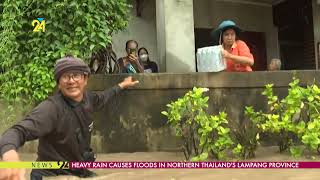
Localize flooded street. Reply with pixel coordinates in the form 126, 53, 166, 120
19, 147, 320, 180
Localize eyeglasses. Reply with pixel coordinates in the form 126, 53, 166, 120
127, 48, 137, 54
60, 73, 84, 83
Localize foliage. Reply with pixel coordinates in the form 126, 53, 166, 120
300, 84, 320, 154
162, 87, 234, 161
230, 107, 261, 159
194, 111, 234, 160
0, 0, 131, 103
246, 77, 320, 156
162, 77, 320, 160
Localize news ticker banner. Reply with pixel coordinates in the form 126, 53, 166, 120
0, 161, 68, 169
2, 161, 320, 169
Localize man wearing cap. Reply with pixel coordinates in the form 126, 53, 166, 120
212, 20, 254, 72
0, 56, 139, 179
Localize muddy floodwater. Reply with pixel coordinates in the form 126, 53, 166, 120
20, 147, 320, 180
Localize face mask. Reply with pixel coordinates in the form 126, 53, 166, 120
139, 54, 148, 62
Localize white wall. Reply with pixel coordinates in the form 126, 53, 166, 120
193, 0, 280, 64
112, 0, 158, 64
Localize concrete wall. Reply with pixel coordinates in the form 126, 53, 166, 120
112, 0, 158, 65
85, 71, 320, 153
19, 71, 320, 153
193, 0, 280, 64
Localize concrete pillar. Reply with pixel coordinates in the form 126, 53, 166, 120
312, 0, 320, 69
156, 0, 166, 72
156, 0, 196, 72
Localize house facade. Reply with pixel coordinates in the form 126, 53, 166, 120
112, 0, 320, 72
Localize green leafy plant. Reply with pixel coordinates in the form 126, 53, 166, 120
230, 106, 261, 159
246, 78, 305, 154
232, 144, 244, 158
0, 0, 131, 103
289, 146, 304, 158
195, 111, 234, 160
162, 87, 234, 161
300, 84, 320, 154
246, 77, 320, 157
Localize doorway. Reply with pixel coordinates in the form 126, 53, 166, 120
194, 28, 267, 71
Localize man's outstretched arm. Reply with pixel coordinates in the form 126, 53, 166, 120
90, 76, 139, 111
0, 100, 58, 179
0, 100, 58, 159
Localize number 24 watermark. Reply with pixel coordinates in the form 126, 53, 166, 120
32, 18, 45, 32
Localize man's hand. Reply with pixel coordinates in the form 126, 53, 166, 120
128, 54, 139, 64
0, 169, 25, 180
118, 76, 139, 89
0, 150, 25, 180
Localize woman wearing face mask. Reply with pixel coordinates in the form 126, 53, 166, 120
138, 47, 158, 73
212, 20, 254, 72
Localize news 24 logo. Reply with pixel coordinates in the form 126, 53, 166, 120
32, 18, 45, 32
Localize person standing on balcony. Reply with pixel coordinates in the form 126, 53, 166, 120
117, 40, 144, 73
138, 47, 158, 73
212, 20, 254, 72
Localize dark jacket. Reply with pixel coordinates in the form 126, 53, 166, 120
0, 85, 122, 177
143, 61, 158, 73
